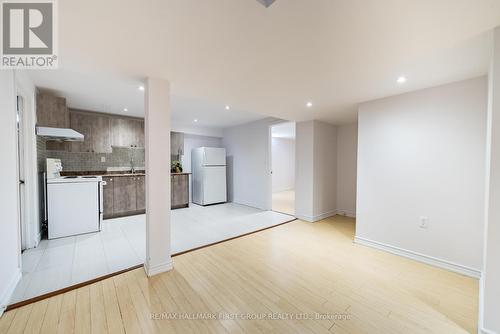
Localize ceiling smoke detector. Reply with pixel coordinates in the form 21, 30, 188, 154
256, 0, 276, 8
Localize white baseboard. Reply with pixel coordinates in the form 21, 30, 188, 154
0, 269, 22, 317
354, 236, 481, 279
335, 209, 356, 218
296, 210, 337, 222
144, 260, 173, 277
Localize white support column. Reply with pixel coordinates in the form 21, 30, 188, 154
481, 26, 500, 334
144, 77, 173, 276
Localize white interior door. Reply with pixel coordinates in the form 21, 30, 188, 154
203, 166, 227, 204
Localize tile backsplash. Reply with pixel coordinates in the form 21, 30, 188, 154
37, 138, 145, 172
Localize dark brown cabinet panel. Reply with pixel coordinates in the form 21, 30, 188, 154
36, 93, 69, 128
111, 118, 144, 148
69, 112, 93, 153
171, 174, 189, 209
170, 132, 184, 157
103, 175, 145, 220
102, 177, 114, 218
37, 93, 70, 151
136, 176, 146, 211
92, 115, 112, 153
113, 176, 137, 213
69, 111, 112, 153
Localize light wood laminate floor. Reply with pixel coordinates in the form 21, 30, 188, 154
0, 216, 478, 333
272, 190, 295, 216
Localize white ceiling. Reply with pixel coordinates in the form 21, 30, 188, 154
28, 69, 267, 129
272, 122, 296, 139
28, 0, 500, 126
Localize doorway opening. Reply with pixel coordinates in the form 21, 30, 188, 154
271, 122, 296, 216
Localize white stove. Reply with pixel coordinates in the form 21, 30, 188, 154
47, 176, 103, 183
46, 159, 104, 239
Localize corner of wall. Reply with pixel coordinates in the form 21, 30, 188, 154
0, 268, 21, 318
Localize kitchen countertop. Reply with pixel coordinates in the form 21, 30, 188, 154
62, 171, 192, 177
61, 171, 145, 178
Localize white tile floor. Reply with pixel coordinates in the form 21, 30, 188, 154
10, 203, 294, 304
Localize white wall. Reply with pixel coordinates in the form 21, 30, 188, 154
336, 123, 358, 217
182, 134, 223, 202
481, 26, 500, 334
295, 120, 338, 221
0, 70, 22, 314
295, 121, 315, 220
356, 77, 487, 275
222, 118, 279, 210
313, 121, 338, 220
271, 137, 295, 192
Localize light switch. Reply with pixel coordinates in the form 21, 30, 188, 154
101, 156, 106, 163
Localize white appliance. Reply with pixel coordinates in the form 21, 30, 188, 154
192, 147, 227, 205
46, 159, 104, 239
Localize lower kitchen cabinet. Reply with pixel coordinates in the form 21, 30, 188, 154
103, 175, 146, 219
102, 177, 114, 219
136, 175, 145, 211
114, 176, 137, 213
171, 174, 189, 209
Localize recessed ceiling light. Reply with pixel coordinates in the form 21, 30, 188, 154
397, 76, 407, 84
138, 85, 145, 91
123, 108, 128, 112
225, 105, 230, 111
193, 119, 198, 123
306, 102, 313, 108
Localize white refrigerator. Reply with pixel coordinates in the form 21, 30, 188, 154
192, 147, 227, 205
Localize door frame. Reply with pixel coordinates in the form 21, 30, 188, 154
15, 72, 40, 250
268, 120, 297, 215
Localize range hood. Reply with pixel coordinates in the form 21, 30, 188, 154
36, 126, 84, 142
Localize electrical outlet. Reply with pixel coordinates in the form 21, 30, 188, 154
101, 156, 106, 163
419, 216, 429, 229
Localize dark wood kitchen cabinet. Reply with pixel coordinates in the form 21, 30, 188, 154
102, 176, 114, 219
171, 174, 189, 209
37, 93, 70, 151
171, 132, 184, 157
69, 111, 112, 153
103, 175, 146, 219
111, 118, 144, 148
36, 93, 69, 128
91, 114, 112, 153
113, 176, 137, 213
69, 112, 93, 153
136, 175, 146, 211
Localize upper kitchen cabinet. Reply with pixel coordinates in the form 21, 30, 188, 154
37, 93, 71, 151
36, 93, 69, 128
111, 118, 144, 148
171, 132, 184, 157
69, 112, 93, 153
69, 111, 112, 153
91, 114, 112, 153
